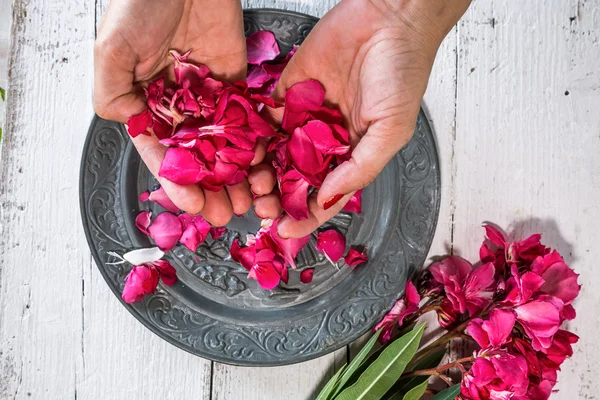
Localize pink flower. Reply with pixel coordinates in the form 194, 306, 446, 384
531, 251, 580, 305
514, 296, 563, 352
461, 352, 529, 399
436, 298, 459, 329
480, 225, 548, 269
430, 256, 496, 316
374, 281, 420, 343
546, 329, 579, 366
467, 309, 516, 349
344, 247, 368, 267
315, 229, 346, 263
502, 265, 545, 306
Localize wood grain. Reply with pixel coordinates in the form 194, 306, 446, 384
452, 0, 600, 397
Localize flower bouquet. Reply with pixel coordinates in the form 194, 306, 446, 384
315, 225, 580, 400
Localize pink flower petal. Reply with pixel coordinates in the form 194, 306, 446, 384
300, 268, 314, 284
169, 50, 211, 91
230, 238, 256, 271
135, 211, 152, 235
139, 191, 150, 202
246, 30, 280, 65
179, 224, 202, 252
515, 298, 562, 351
147, 186, 180, 213
127, 109, 153, 138
282, 80, 325, 132
315, 229, 346, 262
248, 249, 282, 290
148, 212, 183, 251
467, 309, 516, 349
344, 247, 368, 267
540, 260, 580, 304
342, 190, 362, 214
210, 227, 227, 240
152, 259, 177, 286
279, 169, 310, 220
288, 126, 325, 176
303, 120, 350, 155
484, 224, 506, 246
246, 65, 272, 88
159, 147, 211, 185
122, 265, 159, 304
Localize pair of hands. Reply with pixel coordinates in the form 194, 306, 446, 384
94, 0, 470, 238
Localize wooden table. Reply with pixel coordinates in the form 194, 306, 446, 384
1, 0, 598, 398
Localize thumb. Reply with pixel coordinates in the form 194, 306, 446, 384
316, 121, 413, 208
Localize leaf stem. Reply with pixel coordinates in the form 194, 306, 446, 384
401, 356, 475, 378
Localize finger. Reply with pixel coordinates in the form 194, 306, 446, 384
202, 189, 234, 227
253, 194, 283, 219
131, 133, 205, 215
277, 193, 354, 239
251, 137, 268, 166
94, 15, 144, 123
316, 121, 413, 208
226, 180, 253, 216
248, 164, 277, 196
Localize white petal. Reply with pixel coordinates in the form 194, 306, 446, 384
123, 247, 164, 265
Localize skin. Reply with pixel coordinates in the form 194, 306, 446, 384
94, 0, 470, 232
94, 0, 254, 226
250, 0, 472, 238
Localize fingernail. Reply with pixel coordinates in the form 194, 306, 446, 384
323, 194, 344, 210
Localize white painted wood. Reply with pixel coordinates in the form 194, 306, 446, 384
453, 0, 600, 397
0, 0, 11, 154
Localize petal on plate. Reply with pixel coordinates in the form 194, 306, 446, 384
122, 265, 159, 304
342, 190, 362, 214
152, 259, 178, 286
315, 229, 346, 262
268, 217, 310, 269
135, 211, 152, 235
148, 212, 183, 251
300, 268, 314, 284
210, 226, 227, 240
246, 30, 280, 65
123, 247, 164, 265
230, 238, 256, 271
179, 224, 201, 252
344, 247, 368, 267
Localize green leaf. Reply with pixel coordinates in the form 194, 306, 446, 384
0, 127, 2, 142
334, 324, 426, 400
331, 330, 382, 398
315, 364, 347, 400
383, 350, 446, 400
0, 87, 5, 101
401, 380, 429, 400
432, 384, 461, 400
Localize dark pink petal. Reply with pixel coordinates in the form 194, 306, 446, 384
169, 50, 211, 91
246, 30, 280, 65
250, 94, 282, 108
342, 190, 362, 214
127, 109, 153, 138
540, 260, 580, 304
135, 211, 152, 235
490, 352, 529, 392
248, 249, 282, 290
148, 212, 183, 251
139, 191, 150, 202
152, 115, 172, 140
279, 169, 310, 221
344, 247, 368, 267
469, 358, 497, 387
148, 186, 180, 213
430, 256, 473, 286
159, 147, 211, 185
179, 224, 201, 252
282, 80, 325, 132
230, 238, 256, 271
217, 146, 255, 169
562, 304, 576, 320
122, 265, 159, 304
374, 299, 406, 344
303, 120, 350, 155
515, 298, 562, 351
463, 262, 496, 316
546, 329, 578, 365
484, 224, 506, 246
467, 309, 516, 349
308, 106, 344, 125
315, 229, 346, 262
268, 217, 310, 269
152, 259, 178, 286
300, 268, 314, 284
246, 65, 272, 88
288, 126, 325, 176
210, 227, 227, 240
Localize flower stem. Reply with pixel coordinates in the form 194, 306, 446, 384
402, 356, 475, 378
406, 319, 471, 370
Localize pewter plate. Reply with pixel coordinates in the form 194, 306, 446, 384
79, 8, 441, 366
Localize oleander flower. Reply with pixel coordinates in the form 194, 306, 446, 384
373, 281, 420, 344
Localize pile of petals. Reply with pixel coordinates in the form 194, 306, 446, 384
126, 31, 368, 294
232, 224, 369, 290
107, 248, 178, 304
374, 224, 581, 400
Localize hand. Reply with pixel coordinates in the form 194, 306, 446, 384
94, 0, 251, 225
251, 0, 470, 238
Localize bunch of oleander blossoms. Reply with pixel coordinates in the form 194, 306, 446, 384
375, 225, 580, 399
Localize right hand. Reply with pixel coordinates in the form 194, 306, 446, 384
94, 0, 254, 225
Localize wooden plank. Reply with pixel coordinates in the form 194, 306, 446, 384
0, 1, 94, 398
0, 0, 11, 154
453, 0, 600, 397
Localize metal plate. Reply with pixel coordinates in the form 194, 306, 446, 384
79, 8, 441, 366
